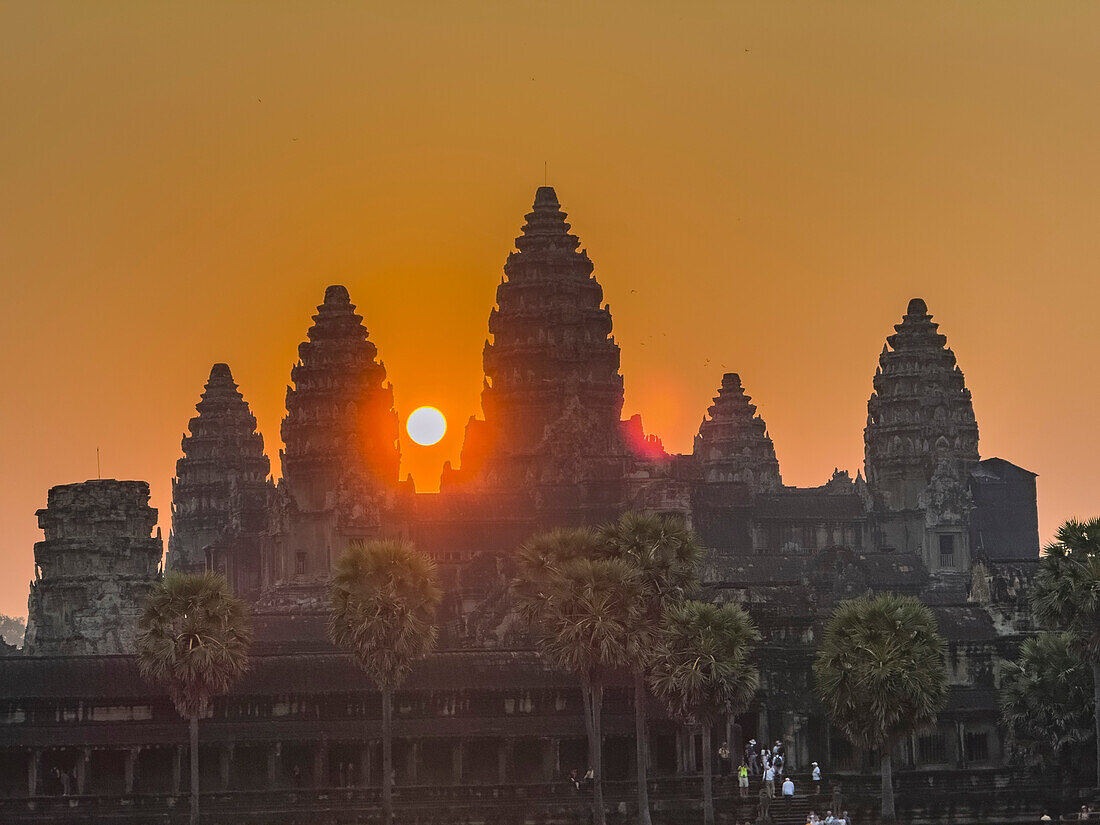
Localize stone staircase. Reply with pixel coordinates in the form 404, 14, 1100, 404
708, 776, 828, 825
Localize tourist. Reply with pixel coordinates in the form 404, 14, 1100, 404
812, 760, 821, 794
774, 751, 784, 776
824, 811, 837, 825
842, 810, 852, 825
59, 768, 71, 796
569, 768, 580, 791
764, 763, 776, 797
782, 775, 795, 805
718, 741, 731, 778
746, 739, 759, 775
1039, 813, 1051, 822
1079, 805, 1091, 820
738, 762, 749, 798
806, 813, 819, 825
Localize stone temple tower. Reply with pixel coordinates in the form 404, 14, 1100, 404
694, 373, 782, 491
447, 186, 628, 492
24, 480, 162, 655
169, 363, 271, 576
280, 285, 400, 512
864, 298, 980, 572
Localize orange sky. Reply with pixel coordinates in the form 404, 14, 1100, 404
2, 3, 1099, 619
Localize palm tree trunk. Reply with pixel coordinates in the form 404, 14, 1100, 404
382, 686, 393, 825
702, 721, 714, 825
591, 681, 606, 825
1092, 660, 1100, 790
189, 712, 199, 825
580, 677, 606, 825
633, 670, 652, 825
880, 747, 895, 821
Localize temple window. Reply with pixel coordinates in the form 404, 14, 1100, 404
295, 551, 307, 576
938, 535, 955, 568
917, 732, 947, 764
965, 730, 989, 763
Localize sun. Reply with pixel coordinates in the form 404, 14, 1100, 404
406, 406, 447, 446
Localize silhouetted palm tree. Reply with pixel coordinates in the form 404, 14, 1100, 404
515, 529, 643, 825
1030, 517, 1100, 788
1001, 631, 1094, 769
137, 572, 252, 825
328, 539, 441, 825
650, 600, 758, 825
814, 593, 947, 821
598, 512, 702, 825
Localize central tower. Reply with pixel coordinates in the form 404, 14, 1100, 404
281, 285, 400, 511
446, 187, 628, 495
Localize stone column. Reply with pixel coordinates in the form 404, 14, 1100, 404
955, 721, 966, 768
27, 749, 41, 797
451, 740, 464, 784
358, 742, 372, 788
540, 738, 559, 781
675, 729, 686, 775
124, 747, 139, 794
77, 748, 89, 795
758, 702, 770, 751
498, 738, 514, 784
172, 746, 183, 794
405, 740, 420, 785
219, 744, 233, 790
268, 742, 282, 788
314, 739, 328, 788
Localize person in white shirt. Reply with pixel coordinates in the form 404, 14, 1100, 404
811, 761, 822, 795
764, 765, 776, 797
782, 776, 795, 805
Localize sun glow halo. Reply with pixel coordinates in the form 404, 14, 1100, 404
406, 406, 447, 446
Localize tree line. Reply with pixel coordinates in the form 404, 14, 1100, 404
134, 513, 1100, 825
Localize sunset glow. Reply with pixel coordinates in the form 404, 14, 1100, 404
1, 4, 1099, 619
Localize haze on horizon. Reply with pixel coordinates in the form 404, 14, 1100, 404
2, 2, 1098, 619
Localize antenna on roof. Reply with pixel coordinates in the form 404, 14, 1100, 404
544, 161, 548, 186
96, 447, 101, 479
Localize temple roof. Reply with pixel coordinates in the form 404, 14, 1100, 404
0, 650, 576, 700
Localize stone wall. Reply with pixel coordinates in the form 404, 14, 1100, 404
23, 480, 161, 656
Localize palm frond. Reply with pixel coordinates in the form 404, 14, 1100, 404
136, 571, 253, 719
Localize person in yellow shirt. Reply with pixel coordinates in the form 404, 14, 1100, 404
738, 763, 749, 798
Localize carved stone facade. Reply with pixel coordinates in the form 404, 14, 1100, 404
23, 480, 161, 656
693, 372, 781, 491
168, 363, 271, 591
281, 284, 400, 511
444, 186, 629, 500
865, 297, 980, 505
864, 298, 983, 575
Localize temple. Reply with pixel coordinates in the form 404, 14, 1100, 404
0, 187, 1044, 822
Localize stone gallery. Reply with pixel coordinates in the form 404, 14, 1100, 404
0, 188, 1040, 821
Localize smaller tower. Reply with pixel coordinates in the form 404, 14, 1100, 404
24, 480, 162, 656
694, 373, 782, 491
169, 363, 271, 579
